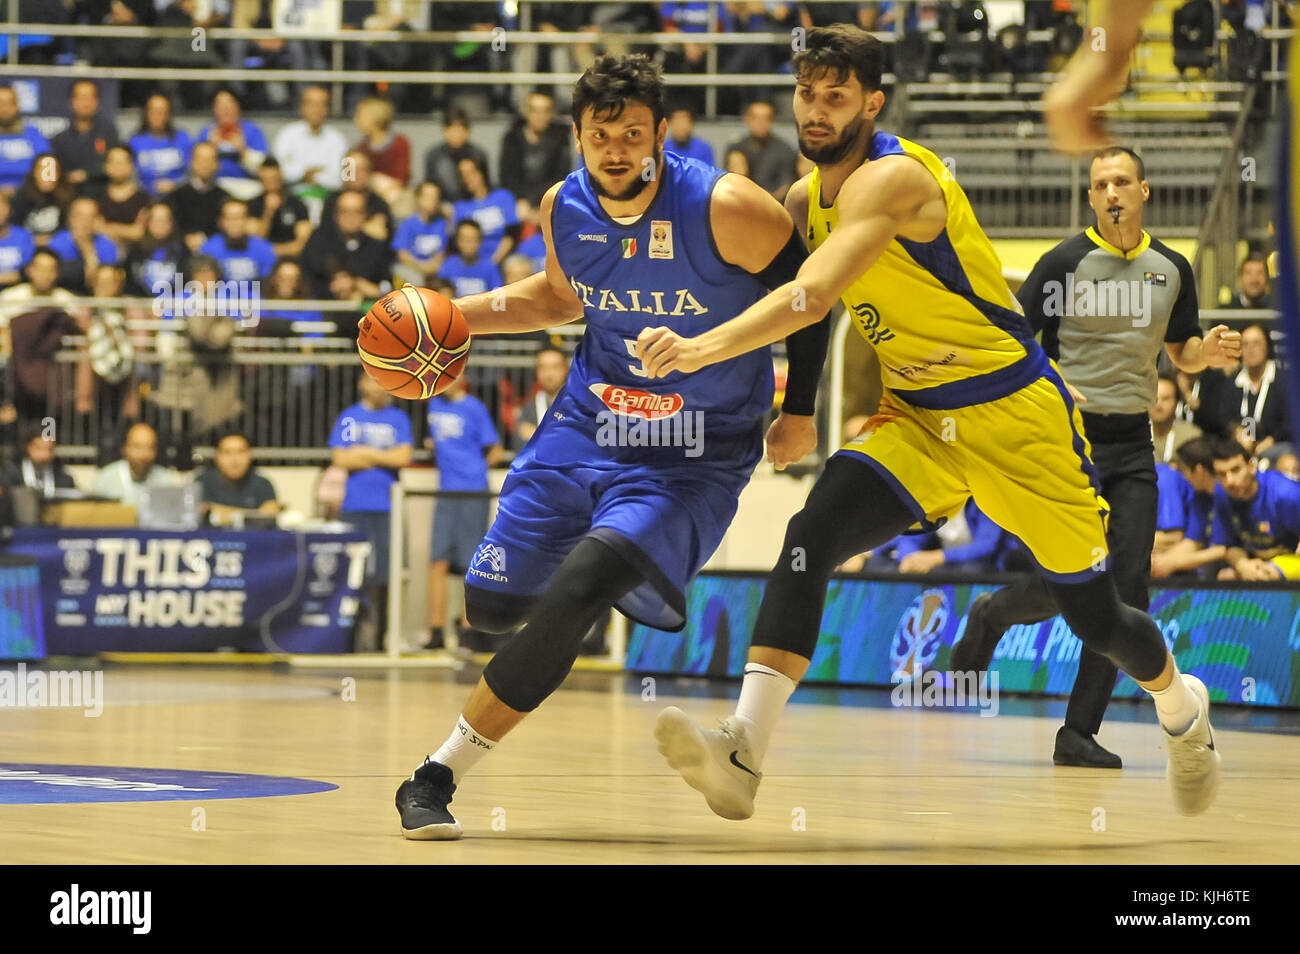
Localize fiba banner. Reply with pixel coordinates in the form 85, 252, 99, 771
7, 529, 371, 655
627, 573, 1300, 708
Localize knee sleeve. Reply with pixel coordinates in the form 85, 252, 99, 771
464, 585, 533, 635
483, 537, 643, 712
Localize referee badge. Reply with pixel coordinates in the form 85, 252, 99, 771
1144, 271, 1167, 286
649, 220, 674, 259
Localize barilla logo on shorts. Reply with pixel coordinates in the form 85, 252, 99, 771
589, 383, 683, 420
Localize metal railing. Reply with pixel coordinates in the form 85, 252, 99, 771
4, 0, 1294, 118
25, 297, 561, 464
30, 300, 802, 466
1194, 83, 1264, 307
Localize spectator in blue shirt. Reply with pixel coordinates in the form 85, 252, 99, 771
896, 498, 1016, 574
440, 219, 503, 298
330, 374, 414, 647
0, 84, 50, 193
452, 157, 518, 266
200, 199, 276, 283
1151, 436, 1223, 578
665, 106, 715, 167
425, 374, 504, 650
0, 190, 35, 289
393, 180, 452, 287
47, 196, 119, 295
515, 229, 546, 272
199, 89, 269, 188
129, 93, 192, 196
1211, 438, 1300, 581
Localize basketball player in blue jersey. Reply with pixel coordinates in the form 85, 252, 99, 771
638, 24, 1221, 821
395, 55, 833, 839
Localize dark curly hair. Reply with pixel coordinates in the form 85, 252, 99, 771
791, 24, 885, 92
571, 54, 666, 132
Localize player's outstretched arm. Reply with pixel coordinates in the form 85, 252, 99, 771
710, 171, 827, 468
452, 183, 585, 336
637, 157, 939, 377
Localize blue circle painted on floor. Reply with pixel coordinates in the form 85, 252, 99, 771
0, 763, 338, 804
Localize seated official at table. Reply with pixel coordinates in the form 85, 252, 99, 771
2, 419, 76, 495
90, 422, 177, 506
197, 430, 281, 524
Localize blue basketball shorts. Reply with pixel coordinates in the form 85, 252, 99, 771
464, 396, 763, 631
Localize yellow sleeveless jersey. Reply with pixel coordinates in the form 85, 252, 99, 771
807, 131, 1045, 410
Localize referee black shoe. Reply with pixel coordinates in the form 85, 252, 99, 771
396, 761, 463, 840
1053, 726, 1122, 769
949, 592, 1002, 674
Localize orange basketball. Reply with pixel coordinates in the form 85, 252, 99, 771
357, 285, 471, 400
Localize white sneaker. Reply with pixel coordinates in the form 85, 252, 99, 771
654, 706, 761, 820
1165, 674, 1221, 816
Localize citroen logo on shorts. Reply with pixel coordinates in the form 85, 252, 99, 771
473, 545, 506, 574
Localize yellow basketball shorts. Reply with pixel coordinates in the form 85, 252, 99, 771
838, 369, 1110, 581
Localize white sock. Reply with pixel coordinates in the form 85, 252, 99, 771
1146, 667, 1199, 735
423, 715, 498, 784
733, 663, 797, 767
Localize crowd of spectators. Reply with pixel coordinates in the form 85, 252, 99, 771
5, 4, 1070, 111
0, 57, 834, 469
1, 9, 1294, 587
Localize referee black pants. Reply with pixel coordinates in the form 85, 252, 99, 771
981, 428, 1159, 736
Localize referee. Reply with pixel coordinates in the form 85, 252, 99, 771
952, 146, 1241, 767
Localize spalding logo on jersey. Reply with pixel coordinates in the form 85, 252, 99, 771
589, 383, 684, 420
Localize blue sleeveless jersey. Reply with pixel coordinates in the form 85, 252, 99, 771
550, 152, 774, 437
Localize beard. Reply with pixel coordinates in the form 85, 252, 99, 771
589, 149, 662, 202
798, 114, 869, 165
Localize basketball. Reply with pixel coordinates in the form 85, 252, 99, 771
357, 284, 471, 400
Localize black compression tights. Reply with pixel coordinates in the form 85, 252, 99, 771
475, 537, 643, 713
752, 455, 1169, 682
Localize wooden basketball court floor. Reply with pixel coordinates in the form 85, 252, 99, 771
2, 662, 1297, 864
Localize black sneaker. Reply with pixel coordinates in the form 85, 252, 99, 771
950, 592, 1002, 674
1053, 726, 1122, 769
395, 761, 463, 840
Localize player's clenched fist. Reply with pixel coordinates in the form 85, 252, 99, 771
636, 326, 705, 378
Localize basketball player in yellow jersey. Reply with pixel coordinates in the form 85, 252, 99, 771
636, 24, 1221, 821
